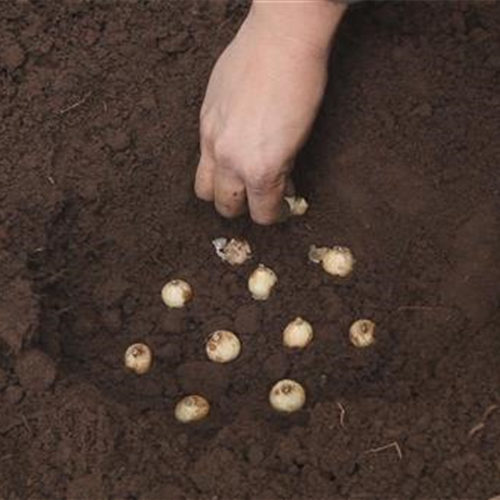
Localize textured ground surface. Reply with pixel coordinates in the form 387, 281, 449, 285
1, 1, 500, 499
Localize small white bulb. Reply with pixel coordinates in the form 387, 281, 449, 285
349, 319, 376, 348
206, 330, 241, 364
212, 237, 252, 265
285, 196, 309, 216
269, 379, 306, 413
321, 246, 355, 277
124, 343, 152, 375
248, 264, 277, 301
175, 395, 210, 423
161, 279, 193, 308
283, 317, 313, 349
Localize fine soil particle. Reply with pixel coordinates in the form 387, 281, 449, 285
1, 1, 500, 499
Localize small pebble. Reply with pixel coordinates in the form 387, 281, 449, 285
5, 385, 24, 405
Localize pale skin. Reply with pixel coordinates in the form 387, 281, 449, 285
195, 0, 346, 225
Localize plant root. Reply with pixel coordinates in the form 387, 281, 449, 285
362, 441, 403, 461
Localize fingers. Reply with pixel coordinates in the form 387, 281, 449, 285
194, 137, 292, 224
214, 169, 247, 218
194, 148, 216, 202
247, 173, 288, 225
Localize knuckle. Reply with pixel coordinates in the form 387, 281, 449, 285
247, 168, 281, 193
213, 137, 238, 165
199, 102, 211, 125
200, 119, 214, 143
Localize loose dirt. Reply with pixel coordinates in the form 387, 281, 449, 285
1, 1, 499, 499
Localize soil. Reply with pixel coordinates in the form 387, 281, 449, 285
1, 1, 500, 499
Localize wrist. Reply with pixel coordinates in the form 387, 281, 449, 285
248, 0, 346, 58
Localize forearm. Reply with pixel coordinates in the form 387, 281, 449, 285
248, 0, 346, 58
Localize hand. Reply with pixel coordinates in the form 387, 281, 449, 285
195, 1, 345, 224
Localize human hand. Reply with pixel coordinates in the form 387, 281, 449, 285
195, 1, 345, 224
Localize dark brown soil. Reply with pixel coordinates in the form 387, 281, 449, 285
1, 1, 500, 499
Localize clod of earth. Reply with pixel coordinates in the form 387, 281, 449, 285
15, 349, 56, 392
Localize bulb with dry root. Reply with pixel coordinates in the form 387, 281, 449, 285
270, 379, 306, 413
175, 395, 210, 423
206, 330, 241, 364
308, 245, 355, 277
283, 317, 313, 349
285, 196, 309, 216
161, 279, 193, 308
248, 264, 277, 300
212, 237, 252, 265
349, 319, 376, 348
124, 343, 152, 375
